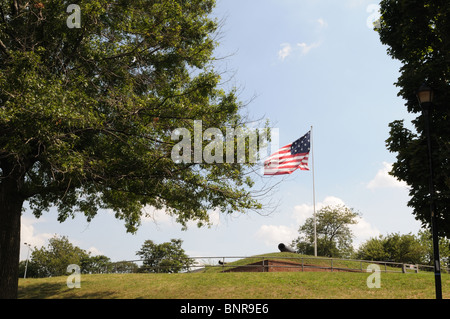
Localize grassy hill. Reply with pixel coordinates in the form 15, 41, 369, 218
201, 252, 420, 273
19, 271, 450, 299
18, 253, 450, 299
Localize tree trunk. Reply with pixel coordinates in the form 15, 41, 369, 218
0, 172, 25, 299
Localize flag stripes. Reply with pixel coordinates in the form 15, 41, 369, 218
263, 131, 311, 175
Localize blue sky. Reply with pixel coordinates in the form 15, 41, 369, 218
20, 0, 423, 262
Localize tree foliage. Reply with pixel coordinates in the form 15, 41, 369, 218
0, 0, 265, 297
0, 0, 261, 231
356, 232, 427, 264
356, 230, 450, 266
23, 235, 113, 277
109, 260, 139, 274
291, 205, 360, 258
416, 229, 450, 266
136, 238, 193, 273
377, 0, 450, 237
81, 254, 112, 274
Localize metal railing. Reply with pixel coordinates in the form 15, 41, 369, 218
98, 256, 449, 274
187, 256, 444, 274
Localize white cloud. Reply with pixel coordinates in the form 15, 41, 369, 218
20, 216, 53, 260
317, 18, 328, 29
349, 216, 380, 248
141, 206, 173, 225
255, 225, 297, 248
278, 41, 321, 61
297, 42, 321, 55
278, 43, 293, 61
21, 217, 53, 248
292, 203, 314, 225
292, 196, 345, 225
20, 216, 105, 259
366, 162, 408, 189
87, 246, 103, 256
277, 17, 325, 61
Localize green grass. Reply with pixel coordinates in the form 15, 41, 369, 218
19, 271, 450, 299
18, 253, 449, 299
202, 252, 413, 273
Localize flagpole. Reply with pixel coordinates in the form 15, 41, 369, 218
311, 125, 317, 257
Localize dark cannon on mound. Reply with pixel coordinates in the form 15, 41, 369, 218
278, 243, 296, 253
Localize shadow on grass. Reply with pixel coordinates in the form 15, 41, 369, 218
18, 282, 117, 299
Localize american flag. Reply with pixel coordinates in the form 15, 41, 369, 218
263, 131, 311, 175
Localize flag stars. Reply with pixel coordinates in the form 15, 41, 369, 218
290, 132, 311, 155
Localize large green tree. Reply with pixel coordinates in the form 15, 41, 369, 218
291, 205, 360, 258
356, 230, 450, 266
417, 229, 450, 266
136, 238, 192, 273
377, 1, 450, 237
355, 232, 428, 264
26, 235, 88, 277
0, 0, 264, 298
21, 235, 113, 277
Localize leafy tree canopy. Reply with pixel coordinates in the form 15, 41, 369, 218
0, 0, 262, 232
136, 238, 193, 273
26, 235, 87, 277
377, 0, 450, 237
0, 0, 267, 298
356, 230, 450, 266
356, 232, 427, 264
21, 235, 118, 277
291, 205, 360, 258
